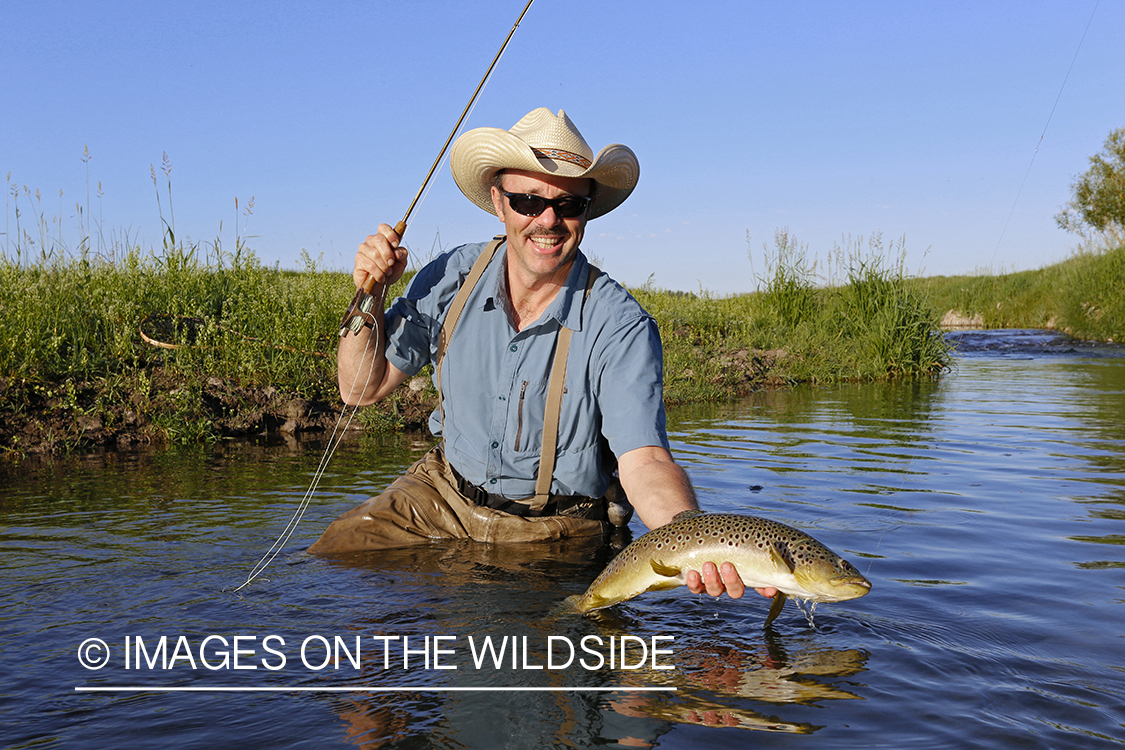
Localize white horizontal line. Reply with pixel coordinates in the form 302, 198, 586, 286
75, 686, 676, 693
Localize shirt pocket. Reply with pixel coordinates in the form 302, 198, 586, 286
512, 379, 548, 453
512, 373, 596, 459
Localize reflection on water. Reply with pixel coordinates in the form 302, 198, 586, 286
607, 633, 868, 735
2, 331, 1124, 748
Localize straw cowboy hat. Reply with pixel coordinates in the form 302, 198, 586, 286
450, 108, 639, 220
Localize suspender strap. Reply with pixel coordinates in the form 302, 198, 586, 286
530, 264, 599, 511
432, 234, 600, 512
435, 235, 506, 430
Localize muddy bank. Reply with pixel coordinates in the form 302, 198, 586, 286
1, 346, 784, 459
0, 370, 436, 458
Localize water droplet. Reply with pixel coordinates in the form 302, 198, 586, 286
796, 599, 819, 629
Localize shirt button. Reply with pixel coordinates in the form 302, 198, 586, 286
489, 478, 498, 485
509, 344, 518, 352
491, 441, 499, 449
499, 395, 506, 401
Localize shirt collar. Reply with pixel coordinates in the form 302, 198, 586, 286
482, 247, 592, 332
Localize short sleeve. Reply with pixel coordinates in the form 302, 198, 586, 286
594, 314, 669, 459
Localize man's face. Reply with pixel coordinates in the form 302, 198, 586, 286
489, 169, 592, 286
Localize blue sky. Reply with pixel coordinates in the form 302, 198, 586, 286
3, 1, 1122, 294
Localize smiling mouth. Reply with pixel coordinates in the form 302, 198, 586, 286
528, 234, 566, 251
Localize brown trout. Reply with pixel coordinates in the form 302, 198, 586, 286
564, 510, 871, 625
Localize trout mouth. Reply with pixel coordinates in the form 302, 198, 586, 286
832, 576, 872, 599
797, 573, 872, 602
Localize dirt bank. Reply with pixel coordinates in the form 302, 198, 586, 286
0, 370, 436, 458
1, 345, 784, 459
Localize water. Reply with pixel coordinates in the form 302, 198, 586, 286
2, 330, 1124, 748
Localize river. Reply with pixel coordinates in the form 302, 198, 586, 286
2, 329, 1123, 748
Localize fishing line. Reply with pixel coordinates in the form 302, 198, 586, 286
234, 0, 536, 591
973, 0, 1099, 294
856, 3, 1103, 582
232, 287, 381, 592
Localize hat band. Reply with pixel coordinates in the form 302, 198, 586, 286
531, 147, 592, 169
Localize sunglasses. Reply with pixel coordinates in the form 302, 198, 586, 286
502, 192, 591, 219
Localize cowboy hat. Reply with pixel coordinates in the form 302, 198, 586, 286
450, 108, 639, 220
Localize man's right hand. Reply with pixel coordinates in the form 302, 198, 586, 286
355, 223, 409, 292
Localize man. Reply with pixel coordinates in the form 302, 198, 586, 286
310, 108, 770, 602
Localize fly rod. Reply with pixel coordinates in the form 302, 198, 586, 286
340, 0, 535, 336
233, 2, 537, 593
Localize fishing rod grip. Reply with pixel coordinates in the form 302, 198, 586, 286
359, 219, 408, 295
341, 219, 408, 336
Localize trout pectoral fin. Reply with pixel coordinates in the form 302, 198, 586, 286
769, 544, 796, 574
650, 560, 683, 578
764, 591, 788, 627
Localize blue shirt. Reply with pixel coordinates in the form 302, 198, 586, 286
384, 239, 669, 499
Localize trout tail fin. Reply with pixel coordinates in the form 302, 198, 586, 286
550, 594, 585, 617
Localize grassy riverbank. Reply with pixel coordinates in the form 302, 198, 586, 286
911, 237, 1125, 342
0, 229, 950, 456
639, 231, 950, 402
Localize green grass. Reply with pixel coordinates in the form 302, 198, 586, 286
0, 172, 954, 450
0, 232, 950, 447
637, 231, 950, 403
911, 237, 1125, 341
7, 155, 1122, 458
0, 244, 357, 395
1, 231, 953, 448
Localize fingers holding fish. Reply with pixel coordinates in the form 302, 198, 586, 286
686, 562, 774, 600
687, 561, 749, 600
